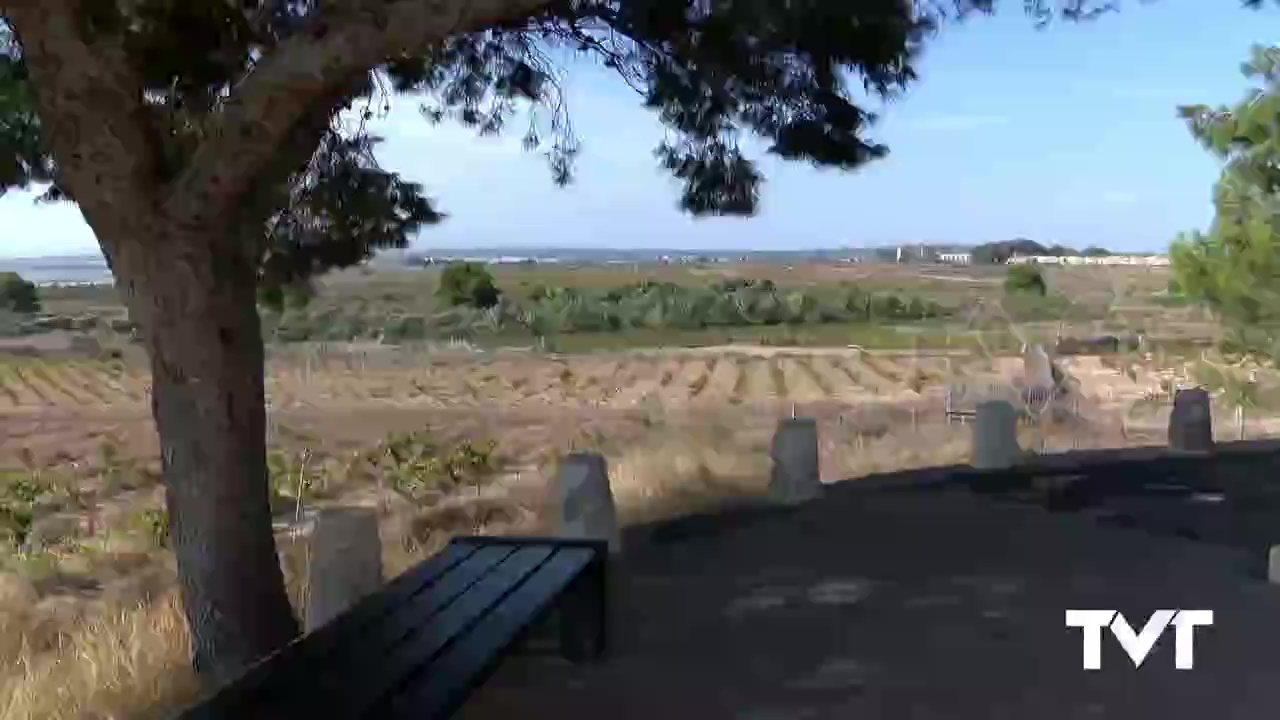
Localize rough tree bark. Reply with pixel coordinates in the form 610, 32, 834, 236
6, 0, 552, 686
116, 225, 300, 688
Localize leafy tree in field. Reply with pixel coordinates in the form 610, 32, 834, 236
0, 0, 1258, 686
1170, 45, 1280, 359
437, 262, 501, 308
1082, 245, 1112, 256
0, 271, 38, 313
1005, 264, 1048, 296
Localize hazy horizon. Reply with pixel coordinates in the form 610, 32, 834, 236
0, 239, 1169, 262
1, 0, 1266, 257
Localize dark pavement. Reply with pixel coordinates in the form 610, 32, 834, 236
462, 485, 1280, 719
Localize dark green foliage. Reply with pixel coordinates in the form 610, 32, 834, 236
1081, 246, 1112, 256
1170, 45, 1280, 358
362, 432, 498, 501
972, 238, 1055, 264
2, 12, 441, 292
1002, 292, 1076, 321
437, 262, 502, 309
1, 1, 1177, 269
1005, 264, 1048, 296
519, 279, 939, 335
266, 277, 947, 343
0, 34, 49, 192
0, 272, 39, 313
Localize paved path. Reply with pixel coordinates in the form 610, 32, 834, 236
463, 486, 1280, 719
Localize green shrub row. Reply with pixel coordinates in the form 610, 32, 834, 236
263, 277, 949, 343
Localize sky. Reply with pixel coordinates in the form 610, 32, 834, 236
0, 0, 1271, 257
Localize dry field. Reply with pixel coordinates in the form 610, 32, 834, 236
0, 345, 974, 719
0, 327, 1271, 717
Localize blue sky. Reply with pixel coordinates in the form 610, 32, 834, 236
0, 0, 1269, 257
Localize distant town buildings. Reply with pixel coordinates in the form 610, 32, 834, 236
417, 255, 559, 265
887, 245, 971, 264
1006, 254, 1170, 267
936, 252, 972, 265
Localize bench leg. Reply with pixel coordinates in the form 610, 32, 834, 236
558, 555, 607, 662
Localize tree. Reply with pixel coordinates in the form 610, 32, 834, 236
972, 238, 1051, 264
1170, 45, 1280, 359
1005, 264, 1048, 296
437, 261, 501, 308
1, 0, 1256, 687
0, 271, 38, 313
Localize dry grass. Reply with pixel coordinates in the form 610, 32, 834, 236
2, 331, 1274, 719
0, 591, 195, 720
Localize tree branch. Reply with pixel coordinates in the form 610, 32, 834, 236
163, 0, 552, 227
5, 0, 161, 242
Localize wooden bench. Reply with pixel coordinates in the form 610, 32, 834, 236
178, 536, 608, 720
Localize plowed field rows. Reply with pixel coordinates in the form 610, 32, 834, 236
0, 351, 953, 413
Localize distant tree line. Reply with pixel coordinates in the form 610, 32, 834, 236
266, 268, 950, 343
971, 239, 1112, 264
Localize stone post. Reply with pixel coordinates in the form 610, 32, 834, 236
1268, 546, 1280, 585
305, 506, 383, 632
557, 452, 621, 553
769, 417, 822, 505
1169, 387, 1214, 453
973, 400, 1020, 469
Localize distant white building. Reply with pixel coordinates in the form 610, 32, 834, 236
937, 252, 971, 265
894, 245, 932, 263
1006, 254, 1169, 267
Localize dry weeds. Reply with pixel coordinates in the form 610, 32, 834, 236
1, 339, 1275, 719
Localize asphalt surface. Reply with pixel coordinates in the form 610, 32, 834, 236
461, 486, 1280, 720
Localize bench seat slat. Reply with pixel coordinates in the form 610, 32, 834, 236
179, 540, 481, 720
252, 545, 519, 716
378, 545, 598, 720
293, 545, 557, 719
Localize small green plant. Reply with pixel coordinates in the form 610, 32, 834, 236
0, 464, 46, 550
367, 432, 498, 501
436, 262, 502, 309
0, 505, 33, 548
1004, 264, 1047, 297
267, 447, 319, 514
142, 508, 169, 548
6, 474, 43, 505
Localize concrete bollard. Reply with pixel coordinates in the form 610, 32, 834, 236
305, 506, 383, 632
769, 417, 822, 505
1169, 387, 1214, 453
972, 400, 1020, 470
557, 452, 621, 553
1267, 546, 1280, 585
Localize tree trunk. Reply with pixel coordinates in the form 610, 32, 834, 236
117, 227, 299, 688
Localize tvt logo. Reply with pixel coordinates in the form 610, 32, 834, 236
1065, 609, 1214, 670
